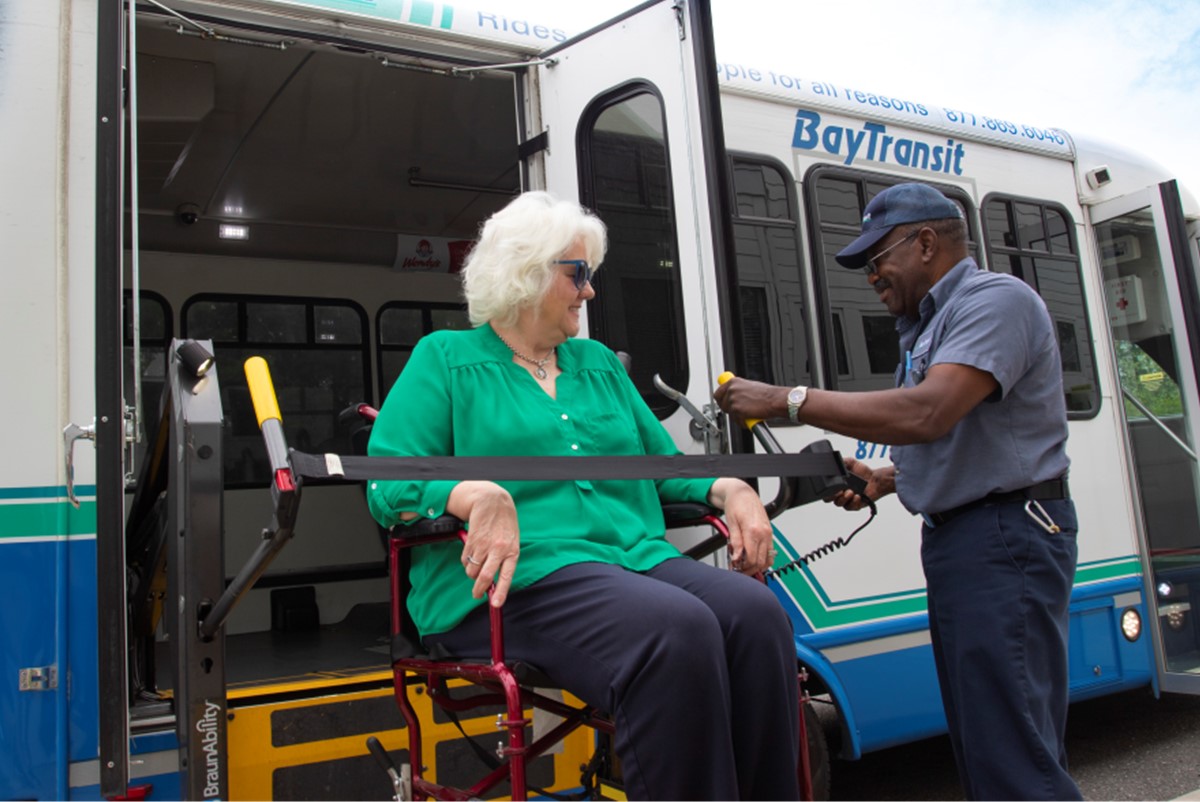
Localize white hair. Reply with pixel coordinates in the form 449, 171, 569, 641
462, 191, 607, 327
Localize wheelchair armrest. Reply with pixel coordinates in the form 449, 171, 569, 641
662, 503, 731, 563
390, 513, 466, 547
662, 502, 721, 528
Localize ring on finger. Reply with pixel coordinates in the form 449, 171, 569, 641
466, 555, 482, 566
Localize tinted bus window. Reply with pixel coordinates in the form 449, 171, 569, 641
183, 295, 370, 486
377, 302, 470, 398
982, 195, 1099, 417
730, 155, 812, 393
579, 87, 687, 418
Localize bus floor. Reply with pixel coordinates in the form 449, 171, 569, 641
152, 602, 393, 695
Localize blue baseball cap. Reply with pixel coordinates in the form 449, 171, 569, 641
835, 183, 963, 269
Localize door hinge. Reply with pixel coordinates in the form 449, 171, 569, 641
19, 665, 58, 691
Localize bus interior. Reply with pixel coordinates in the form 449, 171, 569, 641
126, 10, 520, 700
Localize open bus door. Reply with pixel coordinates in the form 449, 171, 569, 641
1093, 180, 1200, 693
534, 0, 737, 451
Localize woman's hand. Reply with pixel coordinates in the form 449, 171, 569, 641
708, 478, 775, 576
447, 481, 521, 606
828, 458, 895, 511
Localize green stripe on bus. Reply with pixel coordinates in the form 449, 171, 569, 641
0, 500, 97, 539
772, 536, 1143, 629
786, 578, 927, 628
1075, 557, 1142, 584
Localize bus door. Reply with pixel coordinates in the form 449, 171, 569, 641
534, 0, 733, 453
1092, 181, 1200, 693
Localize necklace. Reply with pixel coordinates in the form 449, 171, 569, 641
497, 333, 555, 379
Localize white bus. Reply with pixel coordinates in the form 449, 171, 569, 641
3, 0, 1198, 798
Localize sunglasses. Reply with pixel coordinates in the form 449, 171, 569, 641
554, 259, 594, 290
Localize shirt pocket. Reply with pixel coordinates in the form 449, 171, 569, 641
905, 342, 932, 387
576, 409, 641, 455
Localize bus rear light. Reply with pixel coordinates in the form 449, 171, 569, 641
1120, 607, 1141, 641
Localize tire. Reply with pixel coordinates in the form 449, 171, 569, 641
801, 702, 832, 800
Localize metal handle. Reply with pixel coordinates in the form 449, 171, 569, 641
652, 373, 723, 447
1122, 386, 1197, 463
63, 421, 96, 509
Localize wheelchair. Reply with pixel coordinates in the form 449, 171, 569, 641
344, 403, 826, 801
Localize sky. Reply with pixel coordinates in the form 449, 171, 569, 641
488, 0, 1200, 200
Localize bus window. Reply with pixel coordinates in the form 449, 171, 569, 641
729, 155, 812, 393
579, 87, 687, 418
982, 196, 1099, 417
377, 302, 470, 399
806, 169, 976, 391
182, 295, 370, 486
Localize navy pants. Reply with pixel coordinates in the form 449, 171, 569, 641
921, 498, 1083, 801
429, 558, 801, 801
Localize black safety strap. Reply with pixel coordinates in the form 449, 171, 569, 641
289, 450, 845, 483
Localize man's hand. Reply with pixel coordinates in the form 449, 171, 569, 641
828, 458, 896, 511
713, 376, 789, 424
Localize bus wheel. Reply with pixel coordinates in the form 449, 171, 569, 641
803, 702, 831, 800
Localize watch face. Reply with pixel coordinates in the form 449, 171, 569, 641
788, 387, 804, 404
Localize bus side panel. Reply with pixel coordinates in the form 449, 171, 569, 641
0, 0, 103, 797
788, 578, 1155, 758
0, 539, 63, 799
826, 644, 947, 755
0, 528, 97, 800
1067, 579, 1155, 698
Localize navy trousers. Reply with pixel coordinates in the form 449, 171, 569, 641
921, 498, 1083, 801
429, 558, 801, 801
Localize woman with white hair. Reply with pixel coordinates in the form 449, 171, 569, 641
367, 191, 800, 800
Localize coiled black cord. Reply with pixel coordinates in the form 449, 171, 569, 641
765, 495, 877, 579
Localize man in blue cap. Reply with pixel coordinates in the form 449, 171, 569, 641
715, 182, 1082, 801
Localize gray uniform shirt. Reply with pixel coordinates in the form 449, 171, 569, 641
890, 258, 1070, 516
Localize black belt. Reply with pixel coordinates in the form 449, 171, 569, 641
922, 478, 1069, 528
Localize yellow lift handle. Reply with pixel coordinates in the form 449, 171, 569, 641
244, 356, 283, 429
717, 371, 763, 430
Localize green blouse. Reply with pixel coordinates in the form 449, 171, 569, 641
366, 325, 716, 636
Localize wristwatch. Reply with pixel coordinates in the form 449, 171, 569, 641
786, 385, 809, 423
